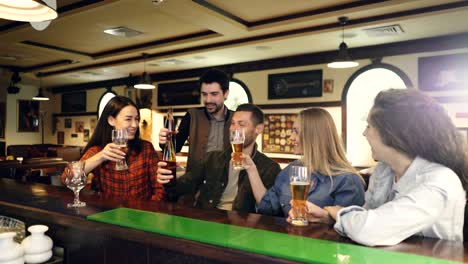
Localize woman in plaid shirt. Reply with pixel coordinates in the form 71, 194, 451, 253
62, 96, 164, 200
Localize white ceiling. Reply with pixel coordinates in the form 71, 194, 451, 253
0, 0, 467, 89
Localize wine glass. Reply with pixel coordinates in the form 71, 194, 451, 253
230, 128, 245, 170
65, 161, 87, 208
112, 129, 129, 170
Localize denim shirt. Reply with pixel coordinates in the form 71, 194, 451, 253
257, 161, 366, 216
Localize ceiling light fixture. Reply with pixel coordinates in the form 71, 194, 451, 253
7, 71, 21, 94
134, 53, 155, 89
327, 16, 359, 69
32, 77, 49, 101
0, 0, 58, 22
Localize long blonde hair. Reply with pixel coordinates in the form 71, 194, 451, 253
298, 108, 363, 182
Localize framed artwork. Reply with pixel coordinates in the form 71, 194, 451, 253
419, 53, 468, 91
262, 114, 297, 154
268, 70, 322, 99
83, 129, 90, 142
90, 118, 96, 132
323, 79, 334, 93
0, 102, 5, 138
75, 121, 84, 133
158, 80, 200, 106
17, 100, 39, 132
57, 131, 64, 145
62, 92, 86, 112
0, 89, 5, 138
64, 118, 72, 128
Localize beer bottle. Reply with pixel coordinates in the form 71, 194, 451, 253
162, 108, 177, 187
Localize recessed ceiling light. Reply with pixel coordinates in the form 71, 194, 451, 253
104, 26, 142, 37
158, 59, 187, 65
341, 33, 357, 39
152, 0, 165, 5
81, 71, 101, 76
0, 55, 18, 61
255, 46, 272, 51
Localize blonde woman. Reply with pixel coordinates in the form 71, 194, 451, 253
247, 108, 365, 217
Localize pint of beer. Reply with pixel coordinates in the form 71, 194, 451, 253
289, 165, 311, 226
230, 128, 245, 170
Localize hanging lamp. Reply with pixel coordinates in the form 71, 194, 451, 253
134, 53, 155, 89
32, 77, 49, 101
327, 16, 359, 69
0, 0, 58, 22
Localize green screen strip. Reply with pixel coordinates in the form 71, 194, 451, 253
87, 208, 460, 264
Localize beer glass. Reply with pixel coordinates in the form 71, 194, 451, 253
112, 129, 128, 170
289, 165, 311, 226
230, 128, 245, 170
65, 161, 87, 208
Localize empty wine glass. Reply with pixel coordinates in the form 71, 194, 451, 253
112, 129, 129, 170
65, 161, 87, 208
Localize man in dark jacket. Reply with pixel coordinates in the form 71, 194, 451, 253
159, 69, 233, 171
157, 104, 281, 213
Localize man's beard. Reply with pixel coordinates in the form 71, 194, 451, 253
205, 102, 223, 114
243, 132, 256, 148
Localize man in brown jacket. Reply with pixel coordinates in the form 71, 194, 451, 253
159, 69, 232, 171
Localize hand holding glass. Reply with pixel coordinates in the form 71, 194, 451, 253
65, 161, 87, 208
112, 129, 128, 170
289, 165, 311, 226
230, 128, 245, 170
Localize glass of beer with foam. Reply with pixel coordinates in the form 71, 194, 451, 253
230, 128, 245, 170
289, 165, 310, 226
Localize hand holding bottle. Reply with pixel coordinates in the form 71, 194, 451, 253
162, 108, 177, 187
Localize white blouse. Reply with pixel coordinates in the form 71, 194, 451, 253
334, 157, 465, 246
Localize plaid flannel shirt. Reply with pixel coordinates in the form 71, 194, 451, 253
64, 140, 164, 201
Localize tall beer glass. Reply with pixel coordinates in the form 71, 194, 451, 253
230, 128, 245, 170
112, 129, 128, 170
289, 165, 311, 226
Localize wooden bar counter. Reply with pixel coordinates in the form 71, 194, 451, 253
0, 178, 466, 263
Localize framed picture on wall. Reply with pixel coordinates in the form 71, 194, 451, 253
419, 53, 468, 91
83, 129, 90, 142
262, 113, 297, 154
57, 131, 64, 145
268, 70, 322, 99
62, 92, 86, 113
0, 102, 5, 138
65, 118, 72, 128
17, 100, 39, 132
75, 121, 84, 133
157, 80, 200, 107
